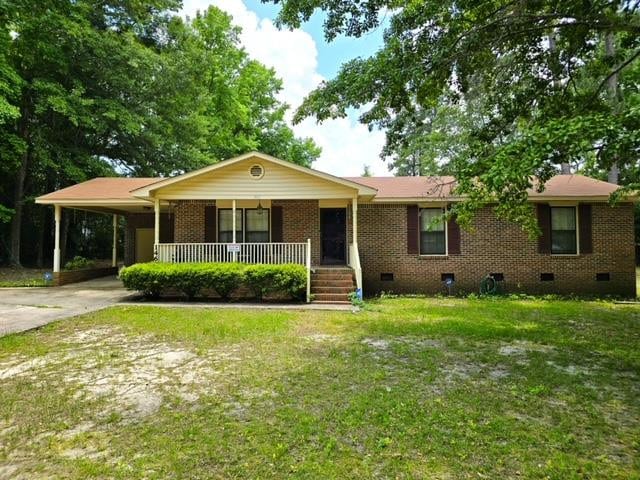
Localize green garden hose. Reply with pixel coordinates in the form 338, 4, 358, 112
480, 275, 498, 295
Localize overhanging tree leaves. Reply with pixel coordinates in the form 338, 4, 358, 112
1, 2, 320, 266
268, 0, 640, 234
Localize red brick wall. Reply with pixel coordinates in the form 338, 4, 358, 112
174, 200, 216, 243
53, 267, 118, 286
125, 199, 635, 296
358, 203, 636, 297
272, 200, 321, 264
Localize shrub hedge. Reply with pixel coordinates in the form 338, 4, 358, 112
119, 262, 307, 301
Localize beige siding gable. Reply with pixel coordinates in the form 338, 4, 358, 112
155, 158, 358, 199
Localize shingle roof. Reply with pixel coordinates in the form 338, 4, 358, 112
36, 173, 621, 203
343, 176, 457, 199
345, 174, 620, 199
37, 177, 160, 201
527, 174, 620, 197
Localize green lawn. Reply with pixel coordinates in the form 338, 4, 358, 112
0, 298, 638, 479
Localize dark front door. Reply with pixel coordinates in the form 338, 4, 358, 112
320, 208, 346, 265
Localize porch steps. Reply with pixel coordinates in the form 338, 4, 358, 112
310, 267, 355, 304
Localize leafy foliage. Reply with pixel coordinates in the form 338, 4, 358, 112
269, 0, 640, 233
243, 264, 307, 301
119, 262, 307, 301
63, 256, 96, 271
0, 2, 320, 266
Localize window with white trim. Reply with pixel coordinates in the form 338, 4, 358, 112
245, 209, 269, 242
419, 208, 446, 255
551, 206, 577, 254
218, 209, 243, 243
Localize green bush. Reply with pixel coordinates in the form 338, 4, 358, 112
64, 256, 96, 271
244, 264, 306, 301
119, 262, 172, 298
202, 263, 244, 299
119, 262, 307, 302
172, 263, 208, 300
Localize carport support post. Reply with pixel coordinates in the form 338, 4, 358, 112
112, 214, 118, 267
53, 204, 61, 273
154, 198, 160, 259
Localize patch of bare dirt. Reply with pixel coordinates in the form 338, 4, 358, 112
0, 326, 246, 421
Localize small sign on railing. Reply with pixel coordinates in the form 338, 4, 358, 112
226, 244, 241, 253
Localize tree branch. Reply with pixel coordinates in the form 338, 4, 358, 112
591, 48, 640, 103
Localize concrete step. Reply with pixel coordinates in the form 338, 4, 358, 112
311, 286, 354, 294
311, 273, 354, 281
312, 300, 352, 305
311, 279, 354, 288
312, 267, 353, 274
312, 293, 352, 303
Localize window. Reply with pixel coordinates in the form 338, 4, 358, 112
245, 209, 269, 243
551, 207, 577, 254
218, 209, 243, 243
420, 208, 446, 255
540, 273, 555, 281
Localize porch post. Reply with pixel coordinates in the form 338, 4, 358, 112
154, 199, 160, 261
112, 214, 118, 267
352, 195, 358, 248
306, 238, 311, 303
53, 204, 61, 273
232, 199, 237, 261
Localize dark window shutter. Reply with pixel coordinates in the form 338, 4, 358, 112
579, 204, 593, 254
447, 215, 461, 255
204, 205, 216, 242
271, 205, 283, 242
537, 203, 551, 254
407, 205, 419, 254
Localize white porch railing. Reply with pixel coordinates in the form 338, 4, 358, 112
349, 242, 363, 295
155, 241, 313, 302
156, 242, 308, 265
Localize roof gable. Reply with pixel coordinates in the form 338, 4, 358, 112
132, 152, 378, 199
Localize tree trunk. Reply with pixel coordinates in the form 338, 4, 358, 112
35, 206, 45, 268
9, 108, 30, 266
605, 32, 619, 185
548, 32, 571, 175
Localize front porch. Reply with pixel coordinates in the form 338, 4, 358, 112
36, 152, 376, 301
146, 197, 363, 303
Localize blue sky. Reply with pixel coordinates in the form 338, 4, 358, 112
242, 0, 386, 78
181, 0, 391, 176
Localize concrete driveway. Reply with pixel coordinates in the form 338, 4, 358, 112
0, 276, 130, 336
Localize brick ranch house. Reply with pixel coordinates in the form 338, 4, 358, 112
36, 152, 636, 300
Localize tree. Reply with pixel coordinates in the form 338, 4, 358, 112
361, 164, 372, 177
0, 2, 320, 266
268, 0, 640, 234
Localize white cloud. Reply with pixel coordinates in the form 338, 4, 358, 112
180, 0, 389, 176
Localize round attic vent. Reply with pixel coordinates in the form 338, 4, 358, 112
249, 164, 264, 179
